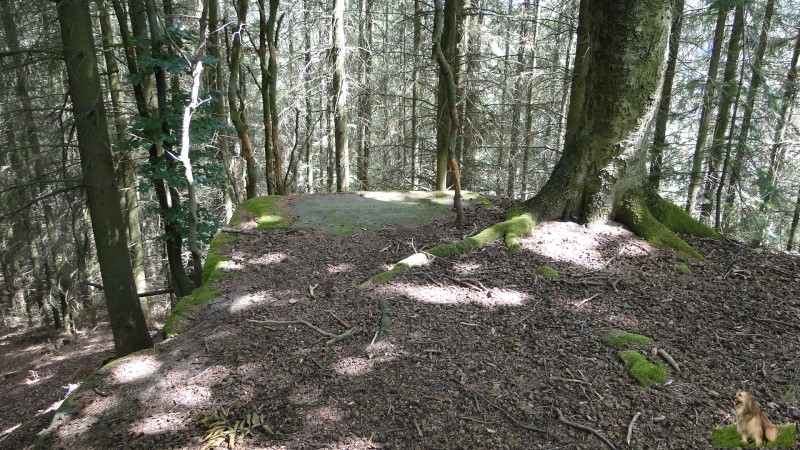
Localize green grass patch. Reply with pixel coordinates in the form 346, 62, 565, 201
617, 350, 667, 387
600, 329, 651, 347
711, 422, 796, 447
535, 265, 560, 279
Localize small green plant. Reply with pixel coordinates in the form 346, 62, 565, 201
711, 422, 796, 447
600, 329, 651, 347
675, 264, 691, 274
617, 350, 667, 387
535, 265, 559, 279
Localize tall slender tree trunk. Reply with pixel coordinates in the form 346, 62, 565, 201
685, 5, 728, 214
230, 0, 258, 199
433, 0, 464, 225
434, 0, 462, 192
649, 0, 684, 190
356, 0, 374, 190
700, 4, 744, 224
331, 0, 349, 192
722, 0, 774, 228
410, 0, 422, 190
56, 0, 152, 356
303, 0, 315, 193
98, 0, 148, 317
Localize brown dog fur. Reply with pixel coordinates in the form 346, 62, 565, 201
734, 391, 780, 445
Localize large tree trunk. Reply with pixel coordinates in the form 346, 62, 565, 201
514, 0, 719, 258
56, 0, 152, 356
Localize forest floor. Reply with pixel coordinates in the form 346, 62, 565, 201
2, 195, 800, 450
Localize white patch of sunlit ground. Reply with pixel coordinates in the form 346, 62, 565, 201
331, 342, 405, 376
453, 262, 482, 275
129, 412, 189, 435
108, 354, 161, 383
519, 221, 653, 270
252, 251, 290, 265
228, 289, 302, 312
327, 263, 356, 274
391, 283, 527, 306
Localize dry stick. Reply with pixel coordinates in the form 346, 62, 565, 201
450, 378, 547, 434
626, 411, 641, 445
657, 348, 680, 373
556, 408, 618, 450
752, 317, 800, 330
247, 318, 357, 345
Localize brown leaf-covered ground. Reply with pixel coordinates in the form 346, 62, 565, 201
2, 197, 799, 449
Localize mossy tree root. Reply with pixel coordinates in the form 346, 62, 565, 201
615, 190, 722, 261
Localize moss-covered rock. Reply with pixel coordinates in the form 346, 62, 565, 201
600, 329, 651, 347
617, 350, 667, 387
535, 265, 560, 279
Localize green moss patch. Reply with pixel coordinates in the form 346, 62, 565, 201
675, 264, 691, 275
535, 265, 560, 279
711, 422, 796, 447
601, 329, 651, 347
163, 284, 221, 337
229, 196, 293, 230
617, 350, 667, 387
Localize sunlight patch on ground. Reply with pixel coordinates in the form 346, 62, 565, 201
252, 252, 291, 266
289, 386, 323, 405
108, 354, 161, 383
128, 412, 189, 435
520, 221, 653, 270
225, 289, 302, 312
390, 283, 527, 306
54, 395, 120, 440
331, 342, 404, 376
327, 263, 356, 274
453, 262, 483, 275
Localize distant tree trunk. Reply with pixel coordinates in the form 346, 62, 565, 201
259, 0, 284, 195
433, 0, 463, 225
685, 4, 728, 214
56, 0, 152, 356
788, 187, 800, 251
410, 0, 422, 190
230, 0, 258, 199
649, 0, 683, 190
303, 0, 315, 193
434, 0, 461, 192
331, 0, 349, 192
208, 0, 239, 222
519, 0, 539, 199
506, 0, 535, 199
721, 0, 774, 229
700, 4, 744, 224
356, 0, 374, 190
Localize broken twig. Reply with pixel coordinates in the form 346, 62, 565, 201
451, 377, 547, 434
626, 411, 641, 445
247, 318, 356, 345
657, 348, 680, 373
556, 408, 617, 450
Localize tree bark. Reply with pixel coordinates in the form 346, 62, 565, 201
230, 0, 258, 199
356, 0, 374, 190
434, 0, 461, 192
56, 0, 152, 356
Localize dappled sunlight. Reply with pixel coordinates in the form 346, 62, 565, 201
288, 386, 323, 405
389, 283, 527, 307
331, 342, 404, 376
520, 221, 653, 270
129, 412, 189, 435
252, 251, 291, 266
327, 263, 356, 274
453, 262, 483, 275
227, 289, 302, 312
108, 354, 161, 383
54, 395, 119, 441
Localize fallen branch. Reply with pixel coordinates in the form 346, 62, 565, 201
451, 377, 547, 434
247, 318, 356, 345
751, 317, 800, 330
556, 408, 617, 450
626, 411, 641, 445
657, 348, 680, 373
